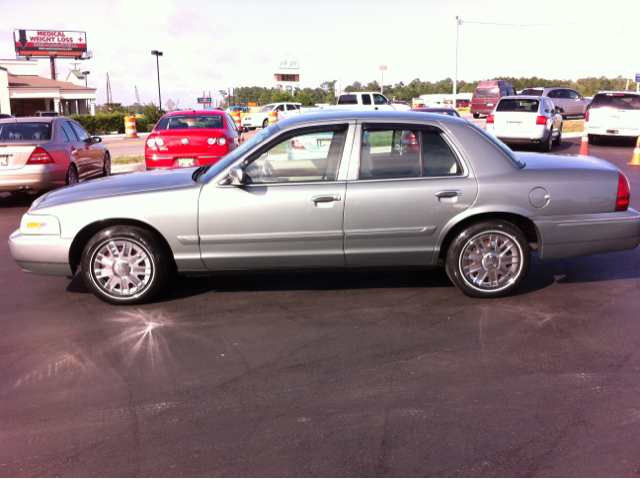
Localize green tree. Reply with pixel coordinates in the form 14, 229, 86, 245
271, 90, 295, 103
142, 103, 163, 124
294, 91, 315, 106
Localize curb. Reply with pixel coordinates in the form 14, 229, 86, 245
112, 163, 146, 174
100, 132, 150, 140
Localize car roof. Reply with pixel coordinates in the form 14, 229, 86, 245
595, 90, 640, 96
500, 95, 547, 100
0, 116, 56, 123
276, 110, 469, 128
163, 110, 224, 116
412, 107, 457, 112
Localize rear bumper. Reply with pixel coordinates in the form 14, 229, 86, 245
8, 229, 73, 276
587, 125, 640, 137
0, 164, 67, 192
534, 209, 640, 260
145, 155, 222, 169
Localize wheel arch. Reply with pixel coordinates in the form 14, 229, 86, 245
68, 218, 176, 275
436, 211, 540, 265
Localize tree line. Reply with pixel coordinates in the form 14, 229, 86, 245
220, 75, 637, 107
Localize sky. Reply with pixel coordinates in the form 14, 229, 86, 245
1, 0, 638, 108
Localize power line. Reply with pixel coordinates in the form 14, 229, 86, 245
462, 20, 611, 27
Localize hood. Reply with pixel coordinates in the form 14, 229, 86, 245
518, 153, 619, 172
31, 168, 200, 211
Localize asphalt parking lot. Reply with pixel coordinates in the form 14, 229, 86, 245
2, 137, 640, 476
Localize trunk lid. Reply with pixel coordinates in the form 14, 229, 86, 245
153, 131, 228, 156
0, 144, 38, 170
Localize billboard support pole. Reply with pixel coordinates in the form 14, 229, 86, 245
50, 55, 56, 80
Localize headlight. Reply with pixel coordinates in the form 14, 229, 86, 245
20, 214, 61, 235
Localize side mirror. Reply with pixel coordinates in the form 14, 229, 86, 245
92, 137, 102, 143
228, 165, 247, 186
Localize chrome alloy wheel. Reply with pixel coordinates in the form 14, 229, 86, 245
91, 239, 155, 298
460, 231, 523, 291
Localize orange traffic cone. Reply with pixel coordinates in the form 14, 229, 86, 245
579, 122, 589, 156
629, 136, 640, 166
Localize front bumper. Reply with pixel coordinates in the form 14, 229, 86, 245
534, 209, 640, 260
0, 164, 67, 192
8, 229, 73, 276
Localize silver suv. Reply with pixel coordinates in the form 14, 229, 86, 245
520, 87, 591, 118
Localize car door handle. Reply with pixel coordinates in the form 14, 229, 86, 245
374, 107, 379, 110
435, 190, 461, 198
312, 195, 341, 203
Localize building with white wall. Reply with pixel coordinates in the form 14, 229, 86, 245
0, 60, 97, 117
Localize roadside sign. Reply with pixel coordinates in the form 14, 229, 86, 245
248, 102, 257, 107
197, 97, 212, 103
14, 29, 87, 58
636, 73, 640, 82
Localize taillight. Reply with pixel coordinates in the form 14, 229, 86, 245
146, 137, 157, 149
585, 109, 590, 122
616, 172, 630, 211
406, 132, 418, 145
536, 116, 547, 125
486, 114, 494, 124
217, 137, 227, 146
26, 147, 54, 164
291, 139, 306, 150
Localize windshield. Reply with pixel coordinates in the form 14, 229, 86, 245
473, 88, 499, 99
155, 115, 224, 130
520, 89, 543, 96
497, 99, 539, 112
258, 104, 274, 113
0, 121, 52, 141
468, 123, 525, 168
199, 123, 282, 183
591, 93, 640, 110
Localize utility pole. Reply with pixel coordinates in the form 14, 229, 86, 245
454, 16, 462, 109
151, 50, 163, 111
379, 65, 387, 94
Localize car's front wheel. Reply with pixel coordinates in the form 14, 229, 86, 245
81, 226, 172, 305
262, 119, 269, 129
445, 220, 531, 298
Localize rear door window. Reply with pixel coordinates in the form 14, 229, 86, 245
591, 94, 640, 110
70, 122, 90, 141
361, 94, 372, 105
286, 104, 297, 111
568, 90, 582, 99
61, 122, 78, 142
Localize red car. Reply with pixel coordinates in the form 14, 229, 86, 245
145, 110, 242, 170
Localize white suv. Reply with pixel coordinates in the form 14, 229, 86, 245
241, 102, 301, 130
587, 91, 640, 144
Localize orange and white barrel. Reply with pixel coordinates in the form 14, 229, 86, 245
232, 110, 242, 131
268, 110, 278, 126
185, 118, 197, 129
124, 115, 138, 138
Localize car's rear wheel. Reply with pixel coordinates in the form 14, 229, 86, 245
553, 126, 562, 146
540, 128, 553, 152
445, 220, 530, 298
103, 152, 111, 177
262, 119, 269, 129
249, 127, 256, 131
81, 226, 171, 305
66, 164, 78, 186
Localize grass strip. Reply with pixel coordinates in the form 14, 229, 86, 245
113, 155, 144, 165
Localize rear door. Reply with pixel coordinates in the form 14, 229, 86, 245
60, 121, 89, 178
344, 122, 478, 265
70, 121, 102, 177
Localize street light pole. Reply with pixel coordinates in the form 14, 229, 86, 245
82, 71, 90, 114
454, 16, 462, 109
151, 50, 163, 112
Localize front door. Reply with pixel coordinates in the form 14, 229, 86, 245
198, 126, 350, 269
344, 124, 478, 265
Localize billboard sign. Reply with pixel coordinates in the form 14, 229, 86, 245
197, 97, 212, 103
14, 30, 87, 57
279, 53, 299, 69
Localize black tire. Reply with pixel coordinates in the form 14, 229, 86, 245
81, 226, 172, 305
66, 164, 78, 186
249, 127, 256, 131
445, 220, 531, 298
472, 113, 479, 119
553, 126, 562, 146
262, 119, 269, 129
103, 152, 111, 177
539, 128, 553, 152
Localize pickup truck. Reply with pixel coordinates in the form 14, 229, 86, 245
320, 92, 411, 111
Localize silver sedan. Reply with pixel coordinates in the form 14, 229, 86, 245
0, 117, 110, 194
8, 111, 640, 304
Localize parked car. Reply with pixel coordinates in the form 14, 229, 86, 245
323, 92, 411, 111
0, 117, 110, 194
0, 113, 15, 119
9, 111, 639, 305
485, 96, 563, 151
145, 110, 242, 170
226, 106, 250, 114
241, 102, 302, 130
393, 101, 411, 107
471, 80, 516, 119
586, 91, 640, 144
520, 87, 591, 118
456, 99, 470, 108
34, 111, 59, 117
411, 107, 461, 117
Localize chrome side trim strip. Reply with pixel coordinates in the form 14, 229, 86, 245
346, 226, 436, 237
200, 230, 344, 244
177, 235, 199, 245
554, 215, 640, 226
